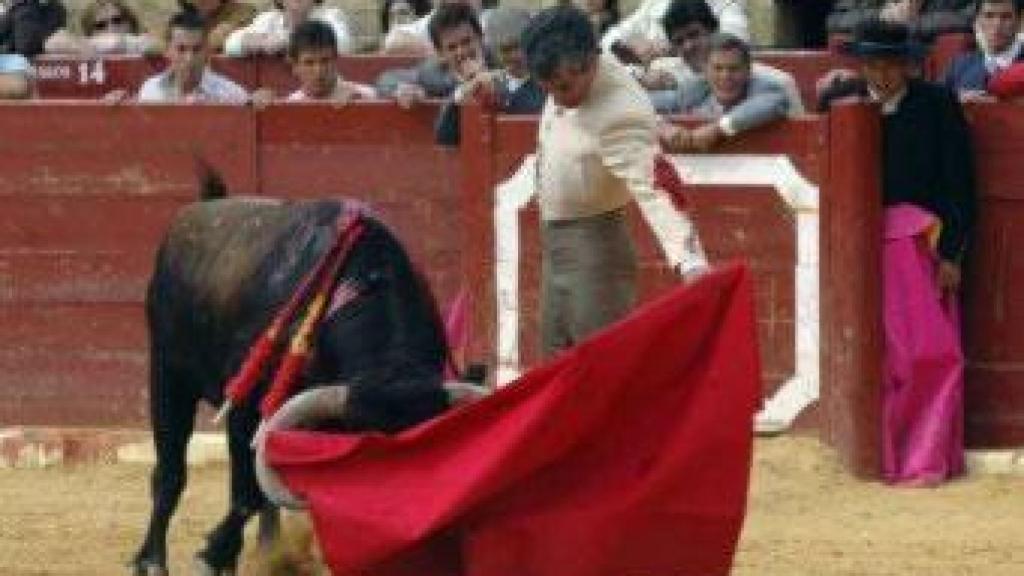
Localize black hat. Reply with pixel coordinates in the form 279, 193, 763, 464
841, 18, 927, 59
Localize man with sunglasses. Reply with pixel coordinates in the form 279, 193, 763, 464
43, 0, 158, 56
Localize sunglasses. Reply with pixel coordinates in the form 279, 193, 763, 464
94, 14, 126, 32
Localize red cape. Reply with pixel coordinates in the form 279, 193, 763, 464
267, 263, 761, 576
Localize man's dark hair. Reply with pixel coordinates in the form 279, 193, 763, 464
166, 6, 206, 41
707, 32, 750, 65
288, 19, 338, 59
661, 0, 719, 37
521, 5, 598, 82
428, 3, 482, 51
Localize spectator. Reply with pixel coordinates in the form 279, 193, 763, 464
522, 5, 696, 356
137, 9, 248, 103
285, 19, 374, 101
381, 0, 430, 37
599, 0, 748, 66
479, 6, 544, 112
567, 0, 620, 37
942, 0, 1022, 100
376, 2, 489, 106
179, 0, 257, 53
0, 52, 31, 98
0, 0, 66, 57
659, 33, 789, 152
822, 18, 974, 487
382, 0, 480, 56
224, 0, 354, 57
644, 0, 803, 114
827, 0, 977, 41
436, 6, 544, 144
44, 0, 159, 56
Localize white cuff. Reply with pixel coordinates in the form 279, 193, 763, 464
717, 115, 737, 137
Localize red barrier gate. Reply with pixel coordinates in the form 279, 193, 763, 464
0, 101, 1020, 475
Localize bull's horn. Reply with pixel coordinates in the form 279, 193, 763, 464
254, 385, 352, 510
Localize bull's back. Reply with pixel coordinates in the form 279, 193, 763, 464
146, 198, 342, 399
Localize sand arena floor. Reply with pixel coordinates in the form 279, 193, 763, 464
1, 435, 1021, 575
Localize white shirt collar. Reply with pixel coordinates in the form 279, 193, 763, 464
987, 38, 1023, 72
868, 85, 907, 115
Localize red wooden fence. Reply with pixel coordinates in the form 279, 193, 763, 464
1, 99, 1021, 479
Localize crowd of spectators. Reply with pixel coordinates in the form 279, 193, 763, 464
1, 0, 1023, 148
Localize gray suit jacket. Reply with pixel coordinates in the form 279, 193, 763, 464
673, 74, 789, 135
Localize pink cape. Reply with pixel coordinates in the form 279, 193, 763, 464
266, 263, 761, 576
882, 204, 965, 485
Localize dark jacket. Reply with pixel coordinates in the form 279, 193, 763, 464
819, 78, 975, 262
435, 75, 545, 146
0, 0, 65, 57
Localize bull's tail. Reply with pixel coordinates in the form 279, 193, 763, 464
193, 155, 228, 201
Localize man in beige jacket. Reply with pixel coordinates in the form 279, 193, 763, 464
522, 4, 703, 357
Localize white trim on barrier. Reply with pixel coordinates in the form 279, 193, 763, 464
493, 154, 820, 435
662, 155, 819, 434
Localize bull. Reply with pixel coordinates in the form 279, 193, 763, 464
131, 173, 480, 575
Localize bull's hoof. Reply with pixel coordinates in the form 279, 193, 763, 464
191, 556, 235, 576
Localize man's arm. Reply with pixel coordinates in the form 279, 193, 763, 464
712, 0, 751, 42
0, 54, 32, 99
375, 66, 420, 98
753, 63, 805, 115
0, 72, 31, 99
718, 78, 790, 134
598, 109, 707, 274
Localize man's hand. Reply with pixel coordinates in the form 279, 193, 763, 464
394, 82, 427, 108
937, 260, 962, 294
639, 68, 677, 91
959, 89, 996, 104
689, 123, 726, 151
657, 121, 692, 151
880, 0, 923, 23
455, 70, 499, 105
102, 88, 131, 104
455, 56, 486, 83
249, 87, 275, 110
623, 38, 670, 66
674, 262, 709, 283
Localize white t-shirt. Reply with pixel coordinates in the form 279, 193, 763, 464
223, 7, 356, 56
287, 76, 376, 101
137, 69, 249, 103
601, 0, 749, 50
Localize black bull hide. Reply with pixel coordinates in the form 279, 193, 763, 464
132, 196, 452, 575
